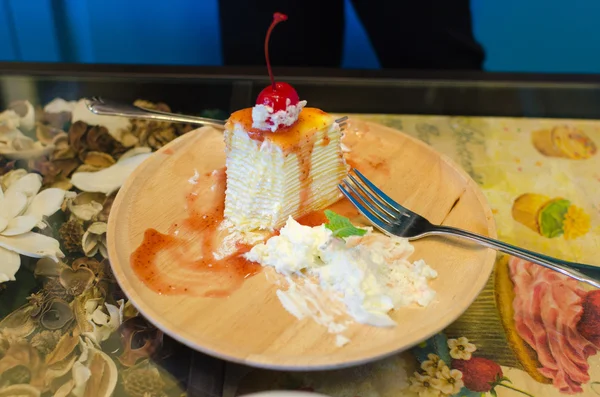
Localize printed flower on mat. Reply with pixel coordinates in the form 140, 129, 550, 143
409, 372, 442, 397
447, 336, 476, 360
421, 353, 446, 376
0, 171, 65, 282
563, 205, 591, 240
430, 365, 464, 395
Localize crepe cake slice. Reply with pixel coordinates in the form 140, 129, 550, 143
223, 107, 347, 232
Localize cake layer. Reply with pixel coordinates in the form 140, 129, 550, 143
224, 108, 347, 232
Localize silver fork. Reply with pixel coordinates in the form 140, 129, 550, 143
85, 97, 348, 130
340, 169, 600, 289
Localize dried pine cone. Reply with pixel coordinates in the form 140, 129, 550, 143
59, 220, 85, 253
30, 330, 62, 356
122, 365, 166, 397
43, 278, 71, 301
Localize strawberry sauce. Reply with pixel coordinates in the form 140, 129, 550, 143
130, 168, 261, 297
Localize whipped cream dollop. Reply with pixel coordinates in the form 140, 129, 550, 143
245, 217, 438, 333
252, 99, 307, 132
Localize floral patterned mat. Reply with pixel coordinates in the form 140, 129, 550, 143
1, 99, 599, 397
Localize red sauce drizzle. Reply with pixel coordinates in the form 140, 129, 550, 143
130, 168, 262, 297
296, 211, 328, 227
297, 200, 360, 228
297, 135, 315, 215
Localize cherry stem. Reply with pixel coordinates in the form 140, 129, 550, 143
497, 382, 535, 397
264, 12, 288, 91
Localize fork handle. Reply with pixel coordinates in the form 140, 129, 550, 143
85, 98, 228, 129
432, 225, 600, 289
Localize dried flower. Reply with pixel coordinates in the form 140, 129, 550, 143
27, 290, 52, 319
72, 257, 103, 278
1, 364, 31, 385
122, 360, 167, 397
70, 336, 118, 397
69, 121, 127, 163
83, 299, 124, 345
29, 153, 79, 189
40, 298, 74, 330
43, 278, 71, 301
30, 330, 62, 356
129, 100, 192, 150
77, 151, 116, 173
0, 305, 37, 340
0, 112, 64, 160
65, 192, 105, 222
118, 317, 163, 367
8, 100, 35, 131
0, 384, 41, 397
39, 98, 76, 130
36, 122, 65, 145
97, 194, 115, 223
0, 341, 45, 389
82, 222, 107, 258
0, 158, 15, 177
0, 172, 65, 283
59, 265, 95, 296
70, 147, 151, 195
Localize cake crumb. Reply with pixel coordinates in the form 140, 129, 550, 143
336, 335, 350, 347
188, 169, 200, 185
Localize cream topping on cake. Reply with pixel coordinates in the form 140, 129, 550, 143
252, 98, 307, 132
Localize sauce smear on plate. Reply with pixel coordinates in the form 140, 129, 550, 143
130, 168, 261, 297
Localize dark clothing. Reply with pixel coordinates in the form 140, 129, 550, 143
219, 0, 485, 70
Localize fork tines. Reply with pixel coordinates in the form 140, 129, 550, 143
339, 169, 412, 230
335, 116, 348, 131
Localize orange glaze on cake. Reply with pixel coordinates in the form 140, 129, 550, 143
226, 107, 332, 153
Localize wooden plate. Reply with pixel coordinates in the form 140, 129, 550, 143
107, 118, 497, 370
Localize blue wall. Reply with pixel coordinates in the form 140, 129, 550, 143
472, 0, 600, 73
1, 0, 599, 73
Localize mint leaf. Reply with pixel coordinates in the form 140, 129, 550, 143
324, 210, 367, 238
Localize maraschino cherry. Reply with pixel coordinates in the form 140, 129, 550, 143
256, 12, 300, 113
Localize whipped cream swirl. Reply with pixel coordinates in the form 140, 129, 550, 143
252, 98, 307, 132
